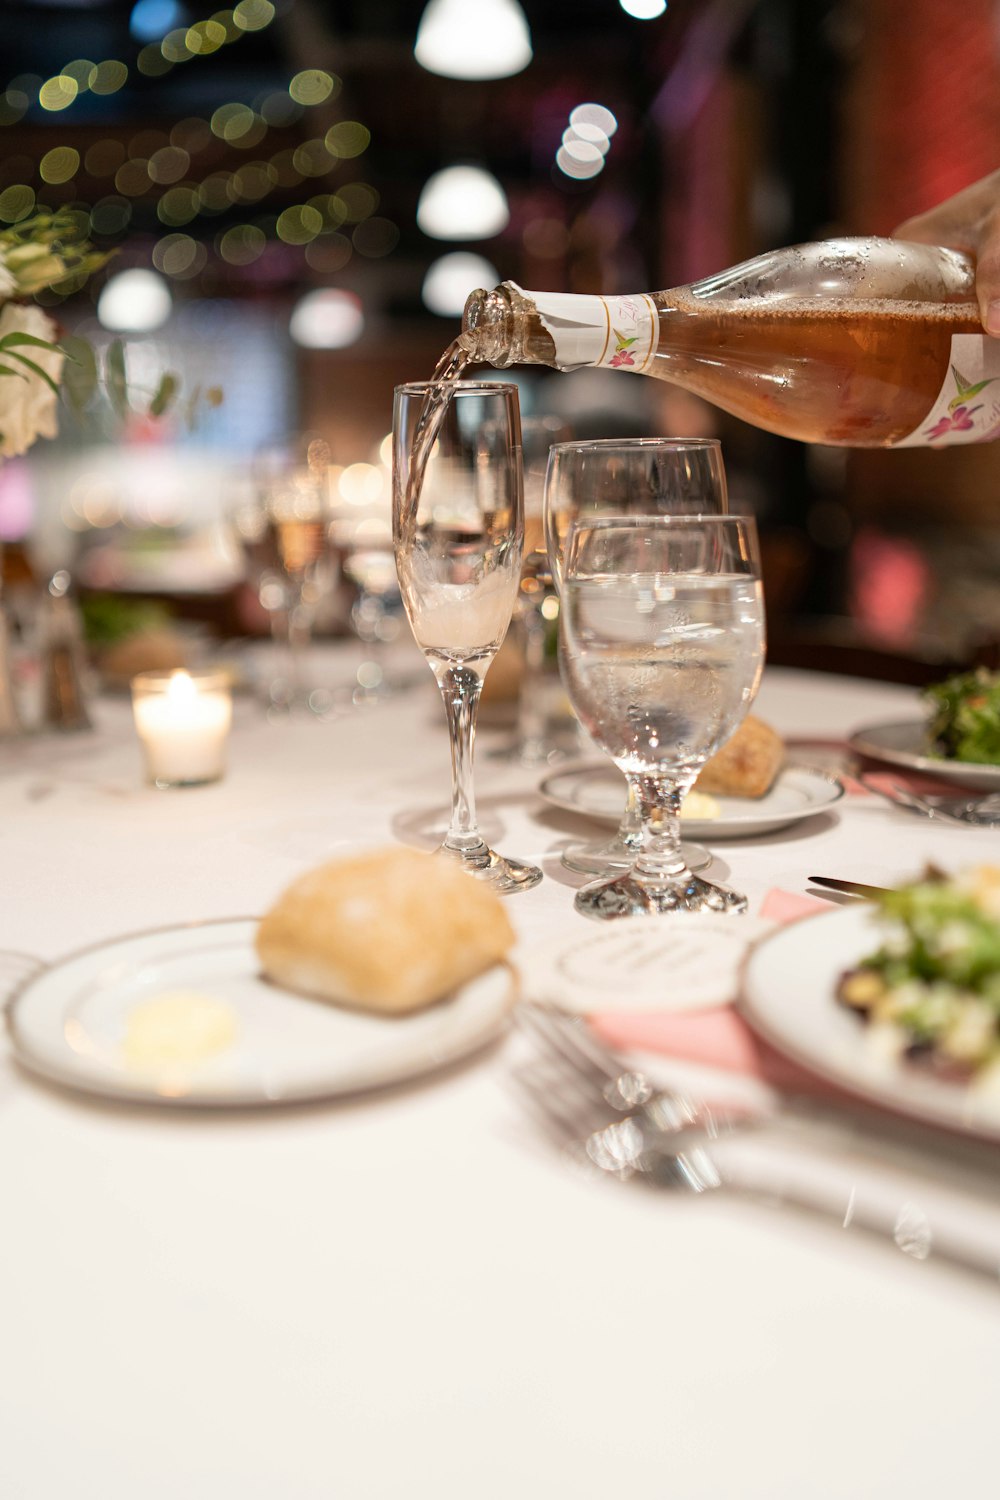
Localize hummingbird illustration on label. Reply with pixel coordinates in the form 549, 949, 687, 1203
947, 363, 996, 412
610, 329, 637, 368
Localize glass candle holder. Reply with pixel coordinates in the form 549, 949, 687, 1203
131, 669, 233, 788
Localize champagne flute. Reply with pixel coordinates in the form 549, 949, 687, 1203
392, 380, 542, 893
233, 440, 340, 713
560, 513, 765, 919
544, 438, 728, 875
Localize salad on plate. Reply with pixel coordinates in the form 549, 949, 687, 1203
837, 866, 1000, 1078
924, 668, 1000, 765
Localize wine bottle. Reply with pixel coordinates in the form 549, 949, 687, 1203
460, 238, 999, 448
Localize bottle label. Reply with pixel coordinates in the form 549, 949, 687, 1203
894, 334, 1000, 446
529, 290, 658, 372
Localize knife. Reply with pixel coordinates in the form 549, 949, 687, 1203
807, 875, 892, 901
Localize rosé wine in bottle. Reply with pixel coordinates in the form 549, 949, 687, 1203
460, 238, 998, 449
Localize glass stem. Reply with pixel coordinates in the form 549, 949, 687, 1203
352, 591, 386, 693
514, 608, 546, 755
632, 774, 694, 881
438, 664, 484, 851
617, 775, 645, 850
288, 597, 311, 668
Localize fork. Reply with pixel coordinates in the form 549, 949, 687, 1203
863, 777, 1000, 826
513, 1003, 1000, 1280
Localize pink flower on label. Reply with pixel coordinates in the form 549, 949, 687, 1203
925, 403, 981, 441
610, 349, 635, 368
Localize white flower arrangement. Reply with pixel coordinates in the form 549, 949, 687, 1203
0, 301, 64, 459
0, 212, 220, 463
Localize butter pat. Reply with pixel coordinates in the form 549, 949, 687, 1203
680, 790, 720, 820
123, 990, 239, 1069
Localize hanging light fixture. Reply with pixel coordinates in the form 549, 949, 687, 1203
414, 0, 532, 81
422, 253, 499, 317
417, 166, 510, 240
97, 268, 172, 332
289, 289, 364, 349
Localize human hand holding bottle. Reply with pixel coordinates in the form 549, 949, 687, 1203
894, 169, 1000, 336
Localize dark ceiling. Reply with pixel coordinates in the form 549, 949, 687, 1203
0, 0, 709, 312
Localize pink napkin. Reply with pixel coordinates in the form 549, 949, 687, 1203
589, 887, 839, 1095
784, 736, 969, 799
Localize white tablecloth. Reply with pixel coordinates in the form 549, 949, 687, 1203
1, 655, 998, 1499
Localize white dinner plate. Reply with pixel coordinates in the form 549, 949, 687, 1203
537, 761, 844, 839
848, 720, 1000, 790
6, 919, 515, 1108
740, 904, 1000, 1142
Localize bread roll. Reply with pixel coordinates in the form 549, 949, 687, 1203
694, 715, 784, 799
256, 847, 515, 1014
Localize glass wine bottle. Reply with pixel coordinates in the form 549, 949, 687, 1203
460, 237, 999, 448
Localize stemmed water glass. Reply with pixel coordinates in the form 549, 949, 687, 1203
560, 513, 765, 919
392, 380, 542, 893
544, 438, 729, 876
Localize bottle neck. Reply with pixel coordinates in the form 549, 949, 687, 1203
461, 285, 520, 367
461, 283, 556, 369
465, 284, 661, 373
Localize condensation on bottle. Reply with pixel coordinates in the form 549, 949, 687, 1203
460, 238, 998, 449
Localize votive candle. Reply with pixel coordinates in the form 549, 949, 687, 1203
131, 669, 232, 787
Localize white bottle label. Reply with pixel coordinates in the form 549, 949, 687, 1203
894, 334, 1000, 446
529, 290, 658, 372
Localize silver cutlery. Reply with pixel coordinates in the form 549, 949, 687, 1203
862, 776, 1000, 826
513, 1003, 1000, 1281
807, 875, 891, 901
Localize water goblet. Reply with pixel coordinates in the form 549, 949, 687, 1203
544, 438, 729, 875
560, 513, 765, 919
392, 380, 542, 893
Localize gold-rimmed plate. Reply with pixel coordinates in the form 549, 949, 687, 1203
538, 761, 844, 839
848, 721, 1000, 790
7, 918, 515, 1108
740, 904, 1000, 1142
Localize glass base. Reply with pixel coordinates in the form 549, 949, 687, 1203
574, 869, 747, 921
561, 836, 711, 876
438, 839, 543, 895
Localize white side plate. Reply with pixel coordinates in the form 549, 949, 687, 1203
7, 919, 515, 1108
849, 720, 1000, 790
740, 904, 1000, 1142
538, 761, 844, 839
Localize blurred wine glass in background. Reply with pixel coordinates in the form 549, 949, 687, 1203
490, 412, 584, 765
230, 437, 342, 715
336, 517, 404, 707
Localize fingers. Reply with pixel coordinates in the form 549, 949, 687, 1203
892, 214, 968, 249
974, 209, 1000, 334
891, 170, 1000, 334
892, 203, 977, 253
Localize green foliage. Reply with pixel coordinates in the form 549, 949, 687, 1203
924, 668, 1000, 765
0, 210, 114, 296
80, 593, 171, 648
105, 339, 129, 421
58, 335, 98, 412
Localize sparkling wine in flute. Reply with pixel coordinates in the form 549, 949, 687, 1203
460, 238, 998, 448
392, 379, 542, 894
243, 518, 328, 582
